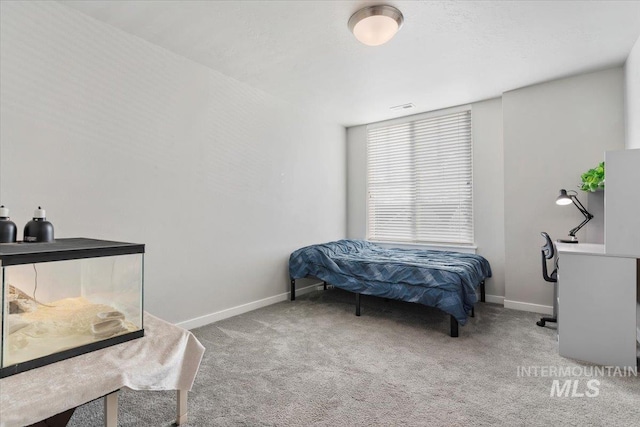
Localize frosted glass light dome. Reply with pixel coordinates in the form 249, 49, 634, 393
348, 5, 404, 47
556, 189, 574, 205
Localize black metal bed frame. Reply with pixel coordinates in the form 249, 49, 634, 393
289, 277, 486, 338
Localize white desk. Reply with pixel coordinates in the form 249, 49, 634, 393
556, 243, 638, 367
0, 313, 204, 427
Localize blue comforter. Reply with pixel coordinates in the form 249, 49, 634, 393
289, 240, 492, 325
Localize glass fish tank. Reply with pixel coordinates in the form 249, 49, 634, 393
1, 238, 144, 377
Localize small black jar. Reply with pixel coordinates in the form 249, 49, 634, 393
24, 206, 54, 243
0, 205, 18, 243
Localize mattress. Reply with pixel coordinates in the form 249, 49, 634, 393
289, 239, 492, 325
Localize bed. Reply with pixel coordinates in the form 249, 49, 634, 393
288, 239, 492, 337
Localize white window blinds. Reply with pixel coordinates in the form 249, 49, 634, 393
367, 109, 473, 245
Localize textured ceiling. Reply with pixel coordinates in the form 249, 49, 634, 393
61, 1, 640, 127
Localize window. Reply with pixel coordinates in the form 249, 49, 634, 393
367, 108, 473, 245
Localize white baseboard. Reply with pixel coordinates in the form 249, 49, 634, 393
483, 294, 504, 305
504, 299, 553, 315
175, 287, 518, 330
175, 282, 321, 330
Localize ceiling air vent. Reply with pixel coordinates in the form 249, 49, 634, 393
390, 103, 415, 111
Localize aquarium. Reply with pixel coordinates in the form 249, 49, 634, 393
1, 238, 144, 377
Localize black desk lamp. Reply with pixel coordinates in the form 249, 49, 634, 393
555, 189, 593, 243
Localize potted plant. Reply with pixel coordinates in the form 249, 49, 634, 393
580, 162, 605, 192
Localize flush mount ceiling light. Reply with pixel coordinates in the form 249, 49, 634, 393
348, 5, 404, 46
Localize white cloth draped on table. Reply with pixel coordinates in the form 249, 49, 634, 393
0, 312, 205, 427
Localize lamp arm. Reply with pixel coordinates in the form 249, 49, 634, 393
568, 195, 594, 237
570, 195, 593, 219
568, 216, 592, 237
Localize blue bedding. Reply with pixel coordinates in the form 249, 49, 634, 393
289, 240, 492, 325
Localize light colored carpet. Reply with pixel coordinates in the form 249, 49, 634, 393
69, 288, 639, 426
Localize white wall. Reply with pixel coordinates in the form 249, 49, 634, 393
624, 35, 640, 149
346, 99, 505, 301
0, 1, 346, 325
346, 125, 367, 240
471, 98, 505, 301
503, 68, 625, 312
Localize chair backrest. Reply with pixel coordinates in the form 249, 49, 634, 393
540, 232, 557, 282
541, 232, 555, 260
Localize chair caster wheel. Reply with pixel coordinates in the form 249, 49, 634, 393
536, 320, 545, 327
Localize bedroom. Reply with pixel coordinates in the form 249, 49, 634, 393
1, 1, 639, 426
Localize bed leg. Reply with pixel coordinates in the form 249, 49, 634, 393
450, 316, 459, 337
480, 281, 486, 303
355, 293, 361, 316
470, 307, 475, 318
323, 281, 327, 290
290, 278, 296, 301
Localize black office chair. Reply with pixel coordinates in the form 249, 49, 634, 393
537, 232, 558, 327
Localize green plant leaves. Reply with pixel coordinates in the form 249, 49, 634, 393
580, 161, 605, 192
